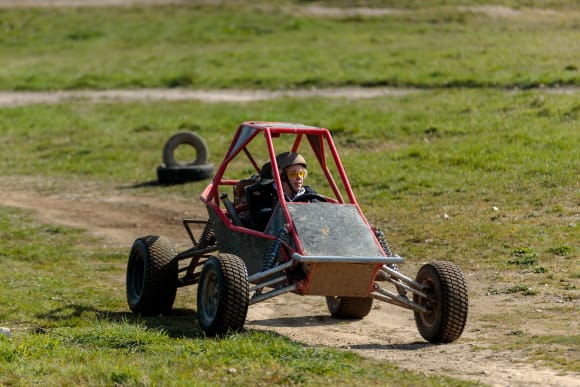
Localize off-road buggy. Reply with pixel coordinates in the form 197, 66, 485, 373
126, 121, 469, 343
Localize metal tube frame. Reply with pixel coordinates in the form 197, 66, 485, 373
182, 219, 208, 246
369, 265, 435, 313
249, 284, 297, 305
249, 276, 286, 293
175, 245, 219, 261
378, 265, 430, 299
248, 260, 294, 283
291, 253, 404, 265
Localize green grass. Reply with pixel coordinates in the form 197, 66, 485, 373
489, 333, 580, 372
1, 326, 473, 385
0, 1, 578, 90
477, 301, 579, 372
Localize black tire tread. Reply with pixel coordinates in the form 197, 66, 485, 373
414, 261, 468, 343
198, 254, 249, 336
218, 254, 249, 331
127, 235, 177, 315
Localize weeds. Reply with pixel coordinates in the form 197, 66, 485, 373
508, 248, 539, 267
549, 245, 574, 256
491, 334, 580, 372
486, 285, 538, 296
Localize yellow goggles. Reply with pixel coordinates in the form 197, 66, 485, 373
286, 170, 306, 179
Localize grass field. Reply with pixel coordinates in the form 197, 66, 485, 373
0, 1, 578, 90
0, 1, 578, 385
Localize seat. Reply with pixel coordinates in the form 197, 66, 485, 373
233, 161, 276, 230
234, 176, 259, 206
260, 161, 273, 179
234, 161, 272, 206
245, 179, 275, 231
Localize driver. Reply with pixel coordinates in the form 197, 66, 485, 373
276, 152, 316, 201
249, 152, 318, 230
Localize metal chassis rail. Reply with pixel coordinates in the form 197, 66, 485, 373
247, 253, 432, 314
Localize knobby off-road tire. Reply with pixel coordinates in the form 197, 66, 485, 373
126, 235, 178, 315
413, 261, 468, 343
326, 296, 373, 319
163, 131, 208, 167
197, 254, 249, 336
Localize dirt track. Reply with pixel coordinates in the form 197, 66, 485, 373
0, 88, 417, 107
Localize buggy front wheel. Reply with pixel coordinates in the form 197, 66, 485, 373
197, 254, 249, 336
413, 261, 468, 343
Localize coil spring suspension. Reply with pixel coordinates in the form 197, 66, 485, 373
197, 221, 216, 248
375, 228, 407, 295
261, 228, 289, 271
375, 229, 398, 271
253, 228, 289, 297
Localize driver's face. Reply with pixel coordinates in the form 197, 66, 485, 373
285, 165, 306, 192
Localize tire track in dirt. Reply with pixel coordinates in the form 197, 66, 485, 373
1, 0, 578, 23
0, 88, 417, 107
0, 87, 577, 108
0, 177, 202, 249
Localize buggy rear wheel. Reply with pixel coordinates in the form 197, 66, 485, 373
326, 296, 373, 319
413, 261, 468, 343
126, 235, 178, 315
197, 254, 249, 336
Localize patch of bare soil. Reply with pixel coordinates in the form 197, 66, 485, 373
0, 88, 417, 107
0, 87, 577, 108
0, 175, 577, 387
0, 0, 190, 8
0, 176, 203, 249
1, 0, 578, 22
0, 0, 577, 20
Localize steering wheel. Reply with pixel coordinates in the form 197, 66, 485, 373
292, 193, 328, 203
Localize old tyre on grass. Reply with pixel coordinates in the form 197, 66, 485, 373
197, 254, 249, 336
413, 261, 468, 343
157, 163, 214, 184
163, 131, 208, 167
326, 296, 373, 319
126, 235, 178, 315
